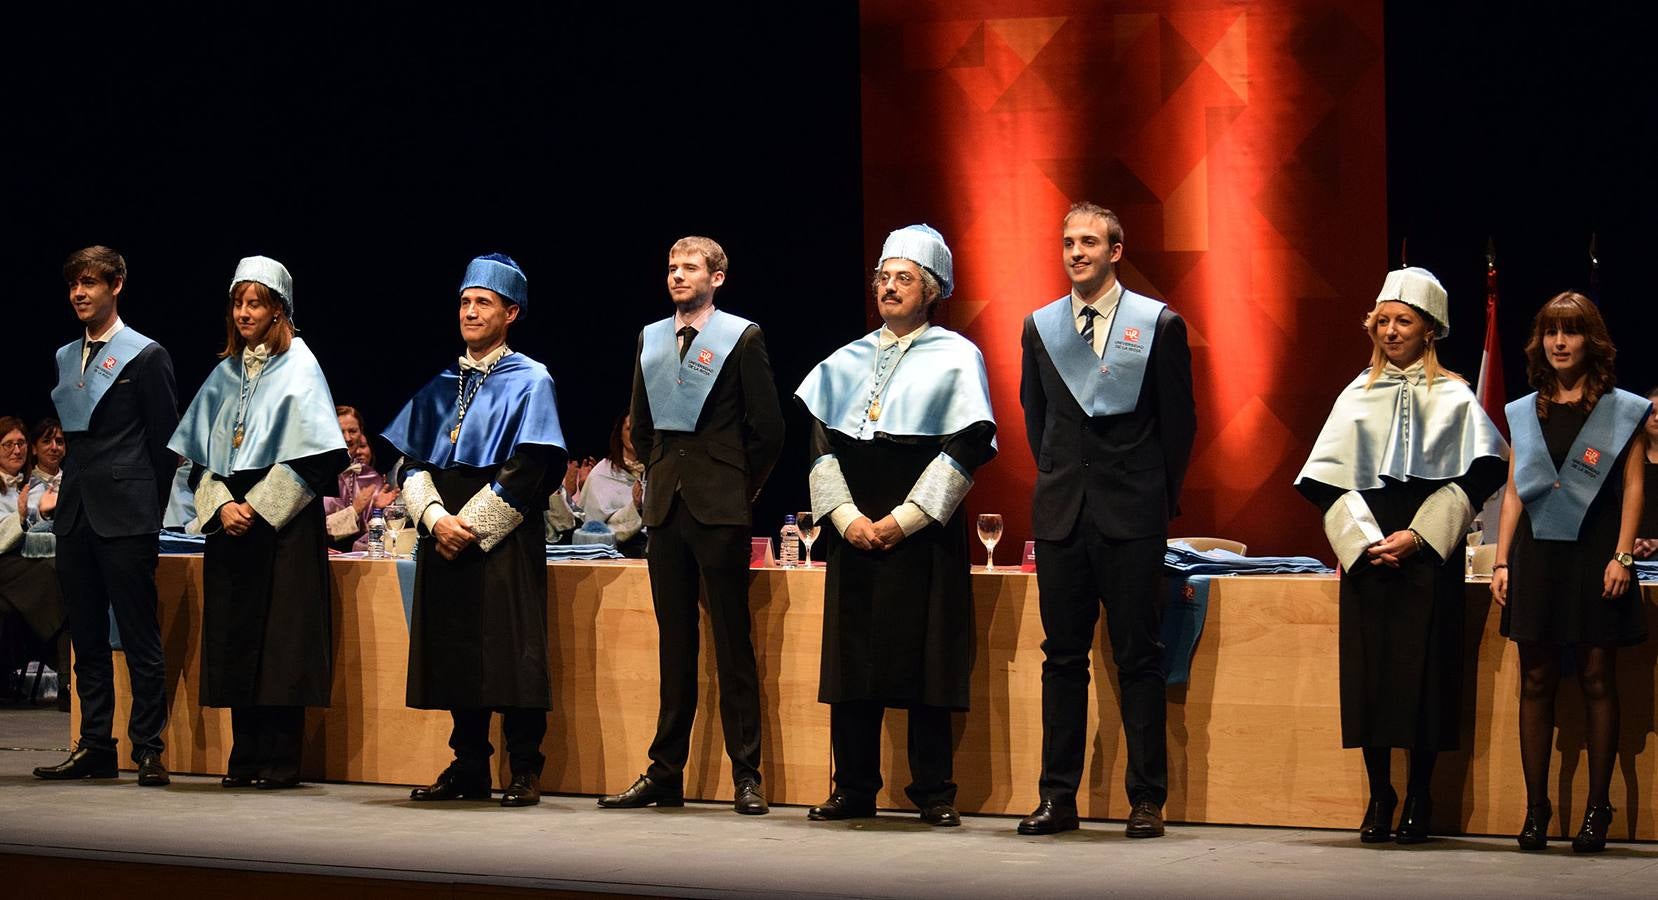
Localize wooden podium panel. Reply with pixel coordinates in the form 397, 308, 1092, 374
77, 560, 1658, 837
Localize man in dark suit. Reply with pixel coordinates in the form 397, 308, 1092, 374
35, 246, 179, 786
599, 236, 784, 815
1017, 204, 1197, 838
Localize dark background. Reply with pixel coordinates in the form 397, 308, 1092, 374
5, 3, 1655, 537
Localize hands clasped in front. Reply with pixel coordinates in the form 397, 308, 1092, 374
219, 501, 259, 537
1364, 529, 1419, 569
844, 514, 904, 552
432, 514, 477, 560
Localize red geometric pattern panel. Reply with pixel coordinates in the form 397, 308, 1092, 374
861, 1, 1386, 558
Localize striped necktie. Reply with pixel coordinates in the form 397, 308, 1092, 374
1079, 307, 1099, 355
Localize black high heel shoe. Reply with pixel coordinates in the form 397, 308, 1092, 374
1359, 789, 1397, 844
1571, 804, 1614, 854
1516, 799, 1551, 851
1394, 794, 1432, 844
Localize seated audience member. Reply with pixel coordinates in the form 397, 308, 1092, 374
0, 416, 66, 702
573, 412, 645, 557
323, 407, 398, 549
1635, 385, 1658, 559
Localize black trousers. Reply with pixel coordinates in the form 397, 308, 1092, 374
1035, 522, 1168, 806
831, 700, 956, 808
56, 519, 167, 762
227, 705, 305, 782
449, 707, 547, 777
644, 497, 762, 786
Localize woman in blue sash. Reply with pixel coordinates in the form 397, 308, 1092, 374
1296, 268, 1508, 845
1491, 291, 1649, 853
168, 257, 348, 789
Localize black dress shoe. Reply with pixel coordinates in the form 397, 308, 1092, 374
501, 774, 541, 807
1017, 798, 1080, 835
597, 774, 684, 809
1395, 794, 1431, 844
255, 777, 302, 790
1572, 804, 1614, 854
734, 779, 769, 815
136, 753, 170, 787
808, 791, 877, 820
221, 775, 256, 788
1126, 800, 1165, 838
410, 766, 492, 802
920, 804, 961, 827
1517, 799, 1552, 851
1359, 790, 1398, 844
33, 745, 118, 780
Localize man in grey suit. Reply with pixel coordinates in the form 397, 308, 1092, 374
1017, 204, 1197, 838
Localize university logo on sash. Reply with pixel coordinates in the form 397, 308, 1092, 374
1032, 290, 1165, 417
1507, 388, 1652, 540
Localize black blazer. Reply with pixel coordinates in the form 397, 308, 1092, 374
54, 340, 180, 538
1020, 305, 1197, 542
631, 323, 785, 528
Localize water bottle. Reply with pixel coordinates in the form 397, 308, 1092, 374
778, 515, 800, 568
367, 508, 387, 559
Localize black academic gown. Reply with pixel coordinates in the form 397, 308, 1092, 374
811, 421, 997, 711
196, 449, 348, 708
405, 448, 559, 710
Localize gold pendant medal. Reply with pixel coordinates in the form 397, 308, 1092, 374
868, 399, 882, 422
450, 425, 460, 444
232, 426, 244, 449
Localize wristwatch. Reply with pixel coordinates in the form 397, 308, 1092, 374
1613, 551, 1635, 568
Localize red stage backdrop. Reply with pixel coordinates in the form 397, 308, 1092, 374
860, 0, 1387, 559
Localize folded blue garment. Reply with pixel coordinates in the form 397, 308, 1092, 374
1164, 541, 1333, 576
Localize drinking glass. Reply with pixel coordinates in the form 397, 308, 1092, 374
797, 510, 819, 566
383, 501, 408, 558
976, 513, 1004, 570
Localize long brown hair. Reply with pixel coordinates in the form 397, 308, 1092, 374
1524, 291, 1616, 419
219, 281, 294, 359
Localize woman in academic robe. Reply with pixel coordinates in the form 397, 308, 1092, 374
168, 257, 348, 789
1491, 291, 1650, 853
0, 416, 66, 697
1295, 268, 1508, 845
572, 412, 645, 557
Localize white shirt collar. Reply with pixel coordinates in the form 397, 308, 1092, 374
86, 316, 125, 344
878, 321, 930, 350
0, 470, 24, 491
459, 343, 511, 373
1070, 280, 1123, 318
673, 303, 717, 333
1382, 358, 1428, 383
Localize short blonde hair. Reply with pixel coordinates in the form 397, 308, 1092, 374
669, 236, 728, 275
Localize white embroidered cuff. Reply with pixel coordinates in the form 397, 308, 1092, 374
245, 464, 316, 531
401, 470, 448, 534
892, 501, 932, 537
545, 486, 578, 535
458, 484, 525, 553
905, 453, 973, 524
606, 501, 643, 542
191, 475, 236, 535
1410, 483, 1475, 563
325, 504, 361, 540
0, 514, 21, 554
21, 531, 56, 559
1323, 490, 1385, 570
809, 454, 854, 521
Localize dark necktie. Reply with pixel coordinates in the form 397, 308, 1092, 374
84, 339, 107, 373
678, 325, 698, 362
1079, 307, 1099, 355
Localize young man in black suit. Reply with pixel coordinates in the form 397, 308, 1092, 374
600, 236, 784, 815
1017, 204, 1197, 838
35, 246, 179, 786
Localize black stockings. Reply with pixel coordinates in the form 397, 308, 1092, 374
1361, 746, 1437, 800
1518, 643, 1619, 808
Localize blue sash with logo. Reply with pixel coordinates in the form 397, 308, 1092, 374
51, 327, 157, 432
1031, 290, 1165, 416
641, 309, 753, 432
168, 338, 346, 476
1507, 388, 1651, 540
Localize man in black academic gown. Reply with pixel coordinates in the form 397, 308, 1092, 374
35, 246, 178, 787
382, 253, 567, 808
599, 236, 784, 815
795, 224, 997, 826
1018, 203, 1196, 838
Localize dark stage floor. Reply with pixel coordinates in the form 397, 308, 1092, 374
2, 708, 1656, 898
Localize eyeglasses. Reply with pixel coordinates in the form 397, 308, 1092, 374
875, 271, 917, 286
0, 440, 27, 451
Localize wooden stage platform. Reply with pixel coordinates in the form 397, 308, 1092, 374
80, 557, 1658, 840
